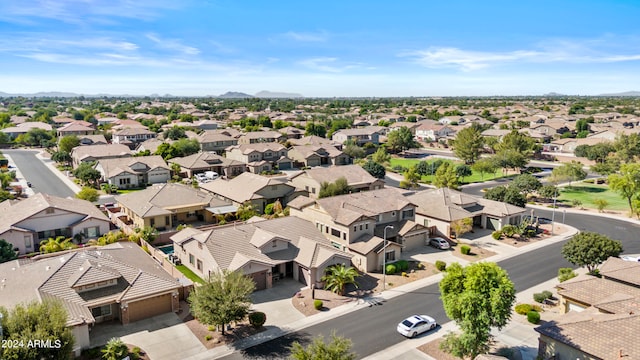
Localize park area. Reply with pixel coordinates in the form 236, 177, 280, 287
388, 157, 513, 184
555, 182, 628, 212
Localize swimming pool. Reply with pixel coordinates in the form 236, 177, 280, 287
157, 244, 174, 255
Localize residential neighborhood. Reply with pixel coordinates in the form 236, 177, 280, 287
1, 94, 640, 360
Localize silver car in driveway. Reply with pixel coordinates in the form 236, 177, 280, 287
429, 237, 450, 250
397, 315, 437, 338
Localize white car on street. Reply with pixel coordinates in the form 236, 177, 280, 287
396, 314, 437, 338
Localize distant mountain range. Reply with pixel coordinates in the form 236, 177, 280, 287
597, 91, 640, 97
0, 90, 305, 98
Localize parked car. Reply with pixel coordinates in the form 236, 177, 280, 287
523, 215, 552, 224
397, 314, 437, 338
621, 255, 640, 262
429, 237, 450, 250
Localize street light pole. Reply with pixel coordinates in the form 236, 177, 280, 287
551, 185, 557, 236
383, 225, 394, 291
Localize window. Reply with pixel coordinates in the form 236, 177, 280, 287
353, 226, 357, 232
331, 242, 341, 249
165, 216, 170, 225
83, 226, 99, 238
391, 211, 396, 217
312, 187, 316, 194
365, 224, 369, 230
342, 233, 346, 240
359, 225, 363, 231
46, 208, 54, 214
423, 219, 429, 227
91, 305, 111, 318
385, 251, 395, 261
119, 178, 131, 186
24, 236, 31, 249
150, 218, 155, 227
305, 186, 309, 192
325, 226, 329, 234
197, 259, 203, 272
402, 209, 414, 219
189, 254, 194, 265
272, 240, 277, 247
331, 228, 341, 238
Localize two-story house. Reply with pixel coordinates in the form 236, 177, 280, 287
171, 216, 352, 290
288, 164, 385, 198
288, 188, 430, 273
197, 130, 239, 154
0, 193, 111, 254
331, 128, 380, 146
288, 135, 344, 150
71, 144, 133, 168
112, 128, 158, 149
414, 121, 456, 141
56, 121, 96, 137
169, 151, 246, 178
199, 172, 303, 214
225, 143, 293, 172
237, 130, 285, 144
278, 126, 305, 139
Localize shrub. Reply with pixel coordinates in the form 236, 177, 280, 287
416, 262, 425, 270
385, 263, 397, 275
531, 304, 543, 312
141, 245, 150, 254
460, 245, 471, 255
401, 272, 408, 277
524, 229, 537, 238
492, 230, 503, 240
435, 260, 447, 271
533, 292, 548, 303
527, 310, 541, 324
248, 311, 266, 328
501, 225, 517, 238
264, 203, 275, 215
314, 299, 323, 310
130, 347, 142, 360
542, 290, 553, 299
515, 303, 532, 315
558, 267, 577, 282
204, 334, 212, 341
207, 325, 215, 331
395, 260, 409, 271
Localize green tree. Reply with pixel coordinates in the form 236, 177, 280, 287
305, 122, 327, 138
561, 232, 623, 273
188, 270, 255, 335
319, 177, 351, 198
73, 162, 101, 187
511, 173, 542, 195
472, 158, 498, 181
15, 128, 54, 147
0, 238, 17, 263
236, 202, 258, 220
342, 144, 366, 159
608, 163, 640, 216
495, 130, 538, 156
386, 127, 418, 153
361, 160, 386, 179
51, 151, 72, 166
455, 164, 472, 182
39, 236, 76, 254
552, 161, 587, 187
163, 126, 187, 140
400, 165, 421, 189
0, 299, 75, 360
451, 218, 473, 238
452, 125, 484, 164
371, 147, 390, 164
492, 151, 527, 174
321, 264, 359, 296
594, 198, 609, 213
289, 332, 356, 360
58, 135, 80, 153
538, 184, 558, 201
439, 262, 515, 359
76, 187, 99, 202
101, 338, 128, 360
613, 133, 640, 163
433, 162, 459, 189
484, 185, 526, 207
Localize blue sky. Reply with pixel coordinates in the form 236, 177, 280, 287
1, 0, 640, 97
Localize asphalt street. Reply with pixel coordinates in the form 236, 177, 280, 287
4, 149, 76, 198
221, 211, 640, 359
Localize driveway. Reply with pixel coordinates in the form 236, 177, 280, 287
250, 278, 306, 328
90, 313, 205, 360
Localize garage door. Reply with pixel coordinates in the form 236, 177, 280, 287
403, 233, 426, 252
298, 267, 308, 286
250, 271, 267, 291
487, 217, 500, 230
128, 293, 172, 323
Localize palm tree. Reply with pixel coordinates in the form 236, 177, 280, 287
236, 202, 258, 221
39, 236, 76, 254
321, 264, 359, 296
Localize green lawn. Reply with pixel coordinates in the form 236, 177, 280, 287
557, 183, 628, 211
176, 264, 205, 284
388, 158, 509, 184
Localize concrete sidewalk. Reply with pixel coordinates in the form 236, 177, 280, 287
186, 226, 578, 360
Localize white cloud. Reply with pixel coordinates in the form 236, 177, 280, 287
283, 31, 328, 42
298, 57, 362, 73
146, 33, 200, 56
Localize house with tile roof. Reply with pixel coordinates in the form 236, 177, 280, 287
238, 130, 285, 144
414, 120, 456, 141
288, 164, 385, 199
114, 183, 235, 231
288, 145, 351, 168
78, 134, 108, 146
225, 142, 293, 172
171, 216, 352, 290
278, 126, 305, 139
288, 187, 429, 272
331, 128, 381, 146
0, 242, 184, 356
169, 151, 246, 178
197, 130, 239, 153
71, 143, 133, 168
408, 188, 526, 238
56, 121, 96, 137
288, 135, 344, 150
534, 257, 640, 359
112, 128, 157, 149
199, 172, 303, 214
94, 155, 170, 188
0, 193, 111, 255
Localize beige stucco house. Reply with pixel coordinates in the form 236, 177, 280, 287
94, 155, 170, 188
288, 164, 385, 199
71, 144, 133, 168
0, 193, 111, 255
171, 216, 352, 290
169, 151, 247, 178
225, 142, 293, 172
288, 145, 351, 167
288, 187, 430, 273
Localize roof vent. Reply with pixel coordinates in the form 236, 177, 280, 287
46, 266, 50, 271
